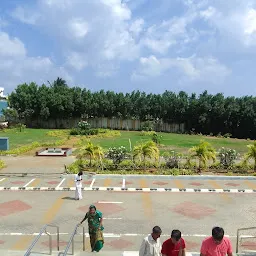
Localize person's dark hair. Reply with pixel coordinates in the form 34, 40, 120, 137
78, 171, 83, 176
89, 205, 96, 210
152, 226, 162, 234
212, 227, 224, 241
171, 230, 181, 241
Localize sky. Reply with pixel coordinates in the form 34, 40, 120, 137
1, 0, 256, 96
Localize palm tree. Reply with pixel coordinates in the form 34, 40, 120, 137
133, 141, 159, 170
244, 141, 256, 170
77, 142, 103, 167
188, 140, 216, 172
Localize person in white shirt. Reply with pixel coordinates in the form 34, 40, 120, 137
139, 226, 162, 256
74, 171, 83, 200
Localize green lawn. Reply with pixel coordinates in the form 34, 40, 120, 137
90, 131, 252, 154
0, 128, 63, 148
0, 128, 252, 155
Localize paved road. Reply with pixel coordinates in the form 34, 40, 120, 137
1, 189, 256, 254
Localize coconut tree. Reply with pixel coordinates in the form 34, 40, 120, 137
244, 141, 256, 170
77, 142, 103, 167
188, 140, 216, 172
133, 141, 159, 170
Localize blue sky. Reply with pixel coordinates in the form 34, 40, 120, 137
1, 0, 256, 96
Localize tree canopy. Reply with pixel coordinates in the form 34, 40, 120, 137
7, 77, 256, 139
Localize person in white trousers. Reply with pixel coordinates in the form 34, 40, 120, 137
75, 171, 83, 200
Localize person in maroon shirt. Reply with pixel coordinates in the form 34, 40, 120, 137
161, 230, 186, 256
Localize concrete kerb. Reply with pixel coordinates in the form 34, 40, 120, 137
1, 186, 256, 193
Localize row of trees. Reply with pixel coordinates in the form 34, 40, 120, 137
76, 140, 256, 172
6, 77, 256, 139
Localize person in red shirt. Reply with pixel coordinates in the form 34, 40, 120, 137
200, 227, 233, 256
161, 229, 186, 256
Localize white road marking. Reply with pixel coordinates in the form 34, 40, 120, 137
55, 178, 65, 189
104, 218, 122, 220
90, 178, 95, 188
0, 232, 238, 238
23, 178, 35, 188
98, 201, 123, 204
122, 178, 125, 188
0, 178, 5, 182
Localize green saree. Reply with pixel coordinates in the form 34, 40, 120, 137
84, 209, 104, 252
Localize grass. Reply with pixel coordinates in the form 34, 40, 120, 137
89, 131, 252, 155
0, 128, 252, 155
0, 128, 66, 148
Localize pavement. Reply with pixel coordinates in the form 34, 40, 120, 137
1, 156, 256, 255
1, 189, 256, 254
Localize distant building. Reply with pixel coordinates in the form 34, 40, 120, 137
0, 87, 7, 99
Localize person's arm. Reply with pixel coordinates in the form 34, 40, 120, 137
80, 213, 88, 224
200, 240, 207, 256
227, 238, 233, 256
161, 241, 167, 256
98, 211, 103, 230
139, 239, 146, 256
178, 239, 186, 256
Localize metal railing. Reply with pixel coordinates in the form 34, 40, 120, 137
24, 224, 59, 256
236, 227, 256, 253
58, 224, 85, 256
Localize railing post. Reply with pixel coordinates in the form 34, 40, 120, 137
49, 234, 52, 255
72, 236, 75, 255
236, 229, 239, 253
57, 226, 60, 251
83, 227, 85, 251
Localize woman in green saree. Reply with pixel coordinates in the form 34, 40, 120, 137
80, 205, 104, 252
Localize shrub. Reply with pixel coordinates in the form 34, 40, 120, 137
141, 121, 154, 131
223, 133, 232, 138
163, 151, 181, 169
70, 129, 79, 135
0, 159, 6, 169
106, 146, 128, 166
152, 132, 162, 144
78, 121, 91, 130
218, 147, 238, 169
140, 131, 156, 136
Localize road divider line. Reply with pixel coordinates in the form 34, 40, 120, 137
67, 179, 74, 188
42, 193, 66, 224
11, 235, 33, 250
244, 180, 256, 189
23, 178, 35, 188
98, 201, 123, 204
56, 178, 66, 189
173, 179, 184, 189
103, 178, 112, 187
208, 180, 231, 202
0, 178, 5, 182
28, 178, 41, 187
90, 178, 95, 188
1, 232, 238, 238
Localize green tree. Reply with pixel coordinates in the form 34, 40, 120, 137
188, 140, 216, 171
77, 142, 103, 167
244, 141, 256, 170
133, 141, 159, 169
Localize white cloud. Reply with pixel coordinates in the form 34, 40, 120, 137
100, 0, 131, 20
68, 18, 89, 38
66, 52, 87, 71
132, 55, 231, 83
0, 30, 71, 91
11, 7, 40, 25
129, 18, 144, 36
0, 32, 26, 57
